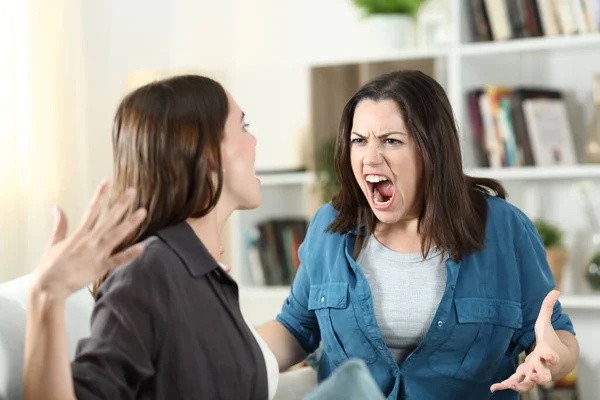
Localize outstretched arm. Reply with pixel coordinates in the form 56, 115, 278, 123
257, 320, 308, 372
24, 180, 146, 400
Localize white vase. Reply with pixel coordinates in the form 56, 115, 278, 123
365, 14, 416, 50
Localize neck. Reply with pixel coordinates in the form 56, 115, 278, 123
375, 217, 421, 253
186, 201, 233, 262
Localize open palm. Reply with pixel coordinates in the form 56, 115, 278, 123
33, 179, 147, 300
490, 290, 566, 393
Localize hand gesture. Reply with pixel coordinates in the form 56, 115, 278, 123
32, 179, 147, 301
490, 290, 566, 393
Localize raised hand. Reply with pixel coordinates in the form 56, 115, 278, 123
490, 290, 566, 393
31, 179, 147, 301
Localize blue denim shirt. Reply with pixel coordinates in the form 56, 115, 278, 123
276, 195, 575, 400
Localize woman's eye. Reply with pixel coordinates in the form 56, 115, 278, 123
385, 138, 402, 145
351, 138, 364, 144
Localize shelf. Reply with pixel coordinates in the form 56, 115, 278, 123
257, 171, 315, 186
460, 33, 600, 57
309, 47, 449, 68
465, 165, 600, 181
256, 166, 600, 186
237, 286, 600, 311
560, 295, 600, 310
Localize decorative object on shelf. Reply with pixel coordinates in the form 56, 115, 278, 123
316, 137, 340, 204
584, 236, 600, 291
585, 74, 600, 163
533, 218, 566, 289
577, 180, 600, 291
414, 0, 451, 47
351, 0, 425, 49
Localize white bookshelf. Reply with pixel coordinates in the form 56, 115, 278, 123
257, 171, 315, 186
465, 165, 600, 181
561, 294, 600, 310
459, 32, 600, 57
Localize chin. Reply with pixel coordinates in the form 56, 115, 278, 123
239, 192, 262, 210
370, 208, 403, 225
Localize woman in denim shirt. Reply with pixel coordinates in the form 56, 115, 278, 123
259, 70, 579, 399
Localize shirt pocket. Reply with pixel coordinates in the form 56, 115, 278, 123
308, 282, 377, 365
428, 297, 523, 382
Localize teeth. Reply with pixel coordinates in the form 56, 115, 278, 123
365, 175, 388, 183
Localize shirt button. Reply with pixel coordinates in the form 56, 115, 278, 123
321, 296, 325, 303
437, 320, 444, 327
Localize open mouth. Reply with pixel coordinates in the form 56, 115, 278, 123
365, 174, 395, 209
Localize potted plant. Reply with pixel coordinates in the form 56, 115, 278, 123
533, 218, 567, 289
351, 0, 425, 49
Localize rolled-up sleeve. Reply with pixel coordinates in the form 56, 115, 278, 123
510, 216, 575, 355
71, 248, 168, 400
275, 210, 323, 354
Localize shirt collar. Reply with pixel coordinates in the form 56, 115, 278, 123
155, 221, 219, 278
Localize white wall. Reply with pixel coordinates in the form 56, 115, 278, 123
79, 0, 381, 175
81, 0, 175, 186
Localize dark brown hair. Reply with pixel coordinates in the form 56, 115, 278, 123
328, 70, 506, 261
91, 75, 229, 296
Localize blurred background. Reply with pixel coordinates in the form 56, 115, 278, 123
1, 0, 600, 398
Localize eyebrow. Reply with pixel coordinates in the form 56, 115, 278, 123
351, 131, 407, 138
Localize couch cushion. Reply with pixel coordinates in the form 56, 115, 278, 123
0, 274, 94, 359
0, 293, 26, 400
0, 275, 95, 400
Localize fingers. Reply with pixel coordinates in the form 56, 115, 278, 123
490, 373, 535, 393
509, 378, 536, 393
47, 206, 68, 248
100, 207, 147, 254
536, 289, 561, 326
108, 243, 145, 270
78, 178, 111, 233
528, 356, 553, 385
490, 375, 521, 392
92, 187, 137, 239
541, 351, 560, 365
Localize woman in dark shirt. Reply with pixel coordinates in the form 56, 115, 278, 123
23, 75, 273, 399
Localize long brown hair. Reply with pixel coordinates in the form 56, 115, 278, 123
328, 70, 506, 261
91, 75, 229, 297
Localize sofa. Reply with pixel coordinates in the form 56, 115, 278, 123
0, 274, 318, 400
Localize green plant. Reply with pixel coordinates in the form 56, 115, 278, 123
533, 218, 563, 248
316, 137, 340, 203
351, 0, 425, 16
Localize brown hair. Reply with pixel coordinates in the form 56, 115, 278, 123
91, 75, 229, 296
328, 70, 506, 261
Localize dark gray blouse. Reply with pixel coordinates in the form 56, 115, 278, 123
71, 222, 268, 399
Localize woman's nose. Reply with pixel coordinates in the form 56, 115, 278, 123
363, 143, 383, 166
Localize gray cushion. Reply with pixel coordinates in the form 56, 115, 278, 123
0, 275, 94, 400
0, 293, 26, 400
